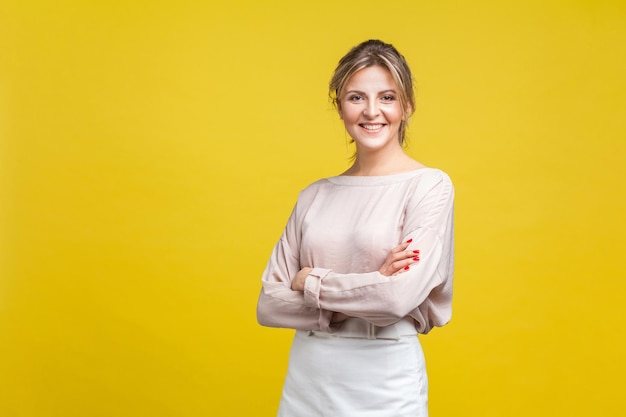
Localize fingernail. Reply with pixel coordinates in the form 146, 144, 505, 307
403, 265, 410, 271
413, 257, 419, 261
413, 250, 419, 253
406, 239, 413, 243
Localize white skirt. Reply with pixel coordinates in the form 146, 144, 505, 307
277, 326, 428, 417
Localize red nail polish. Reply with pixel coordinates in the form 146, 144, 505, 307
406, 239, 413, 243
413, 250, 419, 253
404, 265, 410, 271
413, 257, 419, 261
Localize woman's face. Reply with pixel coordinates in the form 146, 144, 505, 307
339, 65, 406, 153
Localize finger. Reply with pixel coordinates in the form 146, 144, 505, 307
390, 242, 409, 254
390, 256, 420, 275
390, 249, 420, 262
404, 249, 420, 259
392, 239, 413, 253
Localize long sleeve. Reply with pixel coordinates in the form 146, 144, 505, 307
256, 193, 334, 331
302, 171, 454, 333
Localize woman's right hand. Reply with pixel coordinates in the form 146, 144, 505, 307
378, 239, 420, 276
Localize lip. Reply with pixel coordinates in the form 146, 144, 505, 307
359, 123, 387, 132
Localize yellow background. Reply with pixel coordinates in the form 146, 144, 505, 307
1, 0, 625, 416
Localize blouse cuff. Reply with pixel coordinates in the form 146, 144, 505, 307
318, 308, 335, 333
303, 267, 331, 308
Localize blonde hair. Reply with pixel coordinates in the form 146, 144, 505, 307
329, 39, 416, 144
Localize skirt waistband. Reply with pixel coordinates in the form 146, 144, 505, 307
309, 317, 417, 341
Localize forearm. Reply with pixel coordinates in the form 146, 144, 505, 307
257, 283, 334, 331
303, 232, 448, 327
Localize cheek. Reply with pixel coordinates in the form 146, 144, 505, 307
382, 106, 404, 122
341, 106, 363, 123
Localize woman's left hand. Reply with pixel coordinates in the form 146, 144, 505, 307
291, 267, 312, 292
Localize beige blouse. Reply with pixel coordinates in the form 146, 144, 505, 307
257, 168, 454, 334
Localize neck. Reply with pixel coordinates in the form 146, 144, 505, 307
345, 145, 421, 176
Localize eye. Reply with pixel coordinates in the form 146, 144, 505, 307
347, 94, 364, 102
381, 95, 396, 102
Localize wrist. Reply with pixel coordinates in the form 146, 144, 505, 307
292, 267, 312, 292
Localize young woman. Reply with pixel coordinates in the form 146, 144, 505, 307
257, 39, 454, 417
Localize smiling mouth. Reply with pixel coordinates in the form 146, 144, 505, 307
360, 123, 385, 131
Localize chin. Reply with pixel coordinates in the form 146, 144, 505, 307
353, 136, 399, 151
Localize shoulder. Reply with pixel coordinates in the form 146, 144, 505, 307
294, 178, 332, 207
417, 167, 452, 184
407, 168, 454, 208
402, 169, 455, 228
410, 168, 454, 194
300, 178, 331, 195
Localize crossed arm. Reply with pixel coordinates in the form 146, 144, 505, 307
291, 239, 419, 291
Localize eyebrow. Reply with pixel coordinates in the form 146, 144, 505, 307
344, 89, 398, 95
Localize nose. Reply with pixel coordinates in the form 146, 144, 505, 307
363, 100, 380, 118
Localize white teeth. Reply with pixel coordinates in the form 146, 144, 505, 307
361, 124, 383, 130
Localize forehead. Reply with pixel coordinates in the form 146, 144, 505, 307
343, 65, 397, 92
